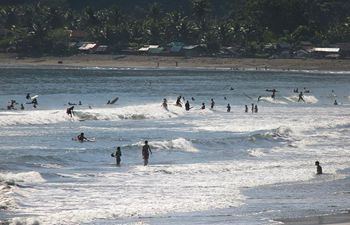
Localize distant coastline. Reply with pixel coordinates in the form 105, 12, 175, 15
0, 53, 349, 73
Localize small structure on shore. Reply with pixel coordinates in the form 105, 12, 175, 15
309, 47, 340, 59
138, 45, 164, 54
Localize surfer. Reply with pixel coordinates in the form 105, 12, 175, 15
230, 87, 234, 90
185, 100, 190, 111
266, 89, 277, 99
210, 99, 215, 109
254, 105, 258, 113
334, 100, 338, 105
68, 102, 77, 106
142, 141, 152, 166
176, 96, 182, 107
32, 98, 38, 105
245, 105, 248, 113
26, 93, 31, 100
20, 104, 24, 110
66, 106, 74, 117
191, 97, 195, 101
227, 104, 231, 112
251, 104, 254, 113
111, 146, 122, 167
201, 103, 205, 110
258, 96, 262, 102
77, 133, 87, 142
107, 97, 119, 104
298, 92, 305, 102
162, 98, 168, 110
315, 161, 322, 175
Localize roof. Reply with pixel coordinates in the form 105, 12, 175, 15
311, 47, 340, 53
183, 45, 200, 50
78, 43, 97, 50
138, 45, 159, 51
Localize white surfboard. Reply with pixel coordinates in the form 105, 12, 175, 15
31, 95, 39, 100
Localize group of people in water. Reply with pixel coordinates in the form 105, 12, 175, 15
163, 95, 258, 115
6, 93, 37, 110
110, 140, 152, 167
75, 132, 152, 167
78, 130, 324, 174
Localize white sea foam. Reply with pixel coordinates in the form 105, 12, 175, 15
147, 138, 199, 152
0, 171, 45, 184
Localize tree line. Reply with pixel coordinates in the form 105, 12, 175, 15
0, 0, 349, 56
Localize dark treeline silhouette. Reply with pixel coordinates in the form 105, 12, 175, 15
0, 0, 349, 56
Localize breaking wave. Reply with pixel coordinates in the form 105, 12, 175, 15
0, 103, 183, 126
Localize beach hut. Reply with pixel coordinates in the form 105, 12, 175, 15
138, 45, 164, 54
309, 47, 340, 58
78, 42, 98, 53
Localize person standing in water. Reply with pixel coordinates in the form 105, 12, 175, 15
245, 105, 248, 113
315, 161, 322, 175
142, 141, 152, 166
227, 104, 231, 112
298, 91, 305, 102
201, 103, 205, 110
162, 98, 168, 110
185, 100, 190, 111
254, 105, 258, 113
176, 96, 182, 107
210, 99, 215, 109
111, 146, 122, 167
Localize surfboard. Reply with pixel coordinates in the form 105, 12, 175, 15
109, 97, 119, 104
72, 137, 96, 142
31, 95, 39, 100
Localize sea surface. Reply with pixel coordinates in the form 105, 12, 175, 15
0, 67, 350, 225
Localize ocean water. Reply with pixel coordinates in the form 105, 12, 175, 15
1, 67, 350, 225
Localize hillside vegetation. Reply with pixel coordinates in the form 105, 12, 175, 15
0, 0, 349, 56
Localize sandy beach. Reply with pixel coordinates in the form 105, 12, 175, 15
0, 53, 349, 71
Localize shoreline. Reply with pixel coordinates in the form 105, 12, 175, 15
0, 54, 349, 73
279, 212, 350, 225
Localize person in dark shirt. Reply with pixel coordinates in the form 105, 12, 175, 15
315, 161, 322, 175
185, 101, 190, 111
176, 96, 182, 107
201, 103, 205, 110
142, 141, 152, 166
210, 99, 215, 109
77, 133, 87, 142
298, 92, 305, 102
162, 98, 168, 110
66, 106, 74, 117
227, 104, 231, 112
111, 146, 122, 167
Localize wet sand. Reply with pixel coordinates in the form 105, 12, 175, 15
0, 54, 349, 71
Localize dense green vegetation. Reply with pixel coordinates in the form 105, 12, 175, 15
0, 0, 349, 56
